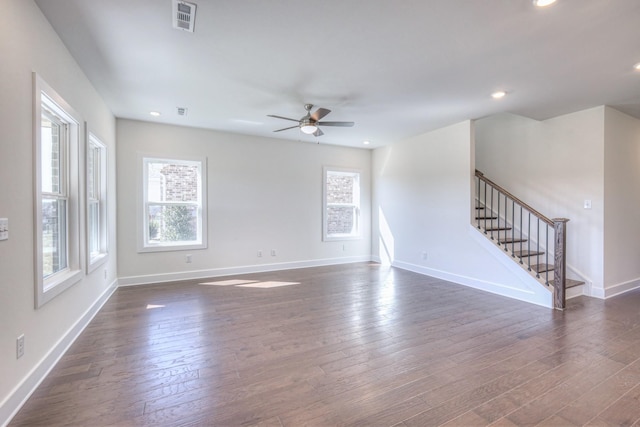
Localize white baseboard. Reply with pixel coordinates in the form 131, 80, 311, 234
392, 260, 553, 309
590, 287, 606, 299
118, 256, 373, 286
0, 280, 118, 427
596, 277, 640, 299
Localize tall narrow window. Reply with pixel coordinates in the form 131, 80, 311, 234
41, 111, 68, 277
323, 167, 361, 241
34, 74, 83, 307
139, 156, 207, 252
86, 133, 108, 271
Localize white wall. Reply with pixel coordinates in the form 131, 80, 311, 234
475, 109, 605, 294
116, 120, 371, 284
0, 0, 117, 424
603, 107, 640, 296
372, 121, 552, 307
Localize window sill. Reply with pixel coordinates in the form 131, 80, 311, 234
37, 268, 83, 308
138, 242, 207, 253
323, 235, 361, 242
87, 253, 109, 274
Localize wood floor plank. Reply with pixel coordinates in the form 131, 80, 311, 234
554, 359, 640, 425
589, 382, 640, 426
9, 263, 640, 427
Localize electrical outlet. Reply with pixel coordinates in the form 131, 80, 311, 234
270, 249, 276, 257
421, 251, 428, 260
17, 335, 24, 359
0, 218, 8, 241
257, 250, 262, 257
104, 269, 108, 280
185, 254, 192, 263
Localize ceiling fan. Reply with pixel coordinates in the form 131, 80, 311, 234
268, 104, 355, 137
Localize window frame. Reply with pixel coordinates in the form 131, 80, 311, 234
322, 166, 361, 241
33, 73, 84, 308
137, 154, 208, 253
86, 132, 109, 272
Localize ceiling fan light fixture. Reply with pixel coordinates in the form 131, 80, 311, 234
268, 104, 353, 137
491, 91, 507, 99
300, 123, 318, 134
533, 0, 557, 7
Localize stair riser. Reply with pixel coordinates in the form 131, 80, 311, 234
531, 272, 583, 289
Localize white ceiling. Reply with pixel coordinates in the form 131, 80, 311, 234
35, 0, 640, 149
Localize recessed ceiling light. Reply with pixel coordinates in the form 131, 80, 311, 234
491, 91, 507, 99
634, 62, 640, 71
533, 0, 557, 7
363, 140, 370, 145
150, 111, 161, 117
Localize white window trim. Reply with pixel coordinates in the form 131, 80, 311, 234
33, 73, 84, 308
137, 154, 208, 253
323, 166, 361, 241
86, 131, 109, 273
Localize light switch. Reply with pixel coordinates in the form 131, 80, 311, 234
584, 200, 592, 209
0, 218, 8, 241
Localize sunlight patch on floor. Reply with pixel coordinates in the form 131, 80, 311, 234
199, 279, 258, 286
236, 281, 300, 288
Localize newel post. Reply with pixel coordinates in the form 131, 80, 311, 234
553, 218, 569, 310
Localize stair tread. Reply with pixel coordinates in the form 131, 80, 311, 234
476, 216, 498, 220
514, 250, 545, 257
498, 238, 527, 244
566, 279, 585, 288
531, 263, 553, 273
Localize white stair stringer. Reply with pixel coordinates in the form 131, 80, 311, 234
469, 225, 553, 308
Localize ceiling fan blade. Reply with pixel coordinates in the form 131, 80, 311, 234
267, 114, 299, 122
273, 125, 299, 132
311, 108, 331, 121
313, 128, 324, 137
317, 121, 355, 127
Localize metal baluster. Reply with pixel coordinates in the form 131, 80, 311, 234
511, 199, 515, 254
535, 218, 540, 278
484, 180, 488, 233
519, 205, 523, 264
545, 225, 549, 285
477, 176, 481, 229
497, 190, 501, 245
503, 194, 508, 252
490, 186, 494, 240
527, 212, 531, 271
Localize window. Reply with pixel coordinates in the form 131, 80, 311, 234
323, 167, 361, 240
139, 156, 207, 252
34, 74, 83, 307
86, 133, 108, 271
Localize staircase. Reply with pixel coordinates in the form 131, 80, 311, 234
474, 170, 584, 310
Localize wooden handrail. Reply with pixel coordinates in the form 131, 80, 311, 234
475, 170, 553, 226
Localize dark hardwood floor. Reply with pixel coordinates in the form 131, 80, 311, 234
10, 263, 640, 426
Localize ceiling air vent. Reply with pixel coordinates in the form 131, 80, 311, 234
172, 0, 197, 33
177, 107, 188, 116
